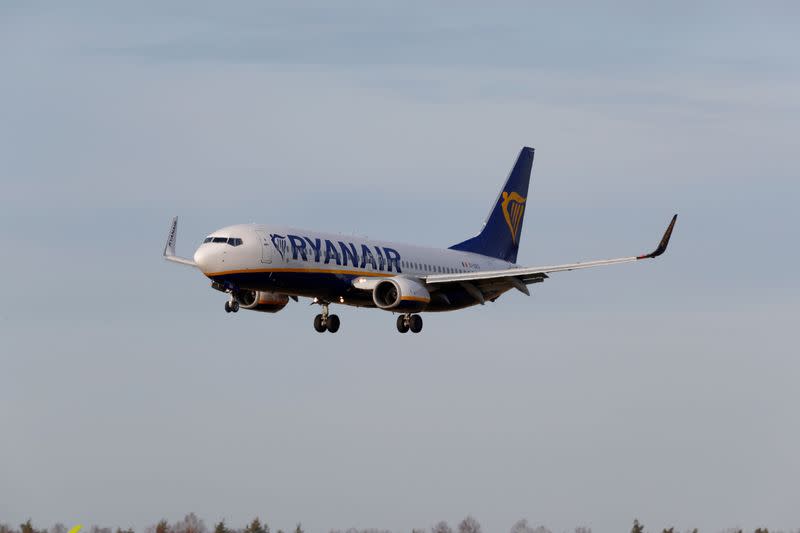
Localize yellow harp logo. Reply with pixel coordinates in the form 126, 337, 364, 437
501, 191, 526, 243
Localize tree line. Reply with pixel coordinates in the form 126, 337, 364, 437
2, 516, 796, 533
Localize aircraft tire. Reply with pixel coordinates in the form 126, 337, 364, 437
224, 301, 231, 313
313, 314, 326, 333
409, 314, 423, 333
327, 314, 341, 333
396, 315, 409, 333
231, 301, 240, 313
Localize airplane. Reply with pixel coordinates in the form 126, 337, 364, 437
163, 147, 676, 334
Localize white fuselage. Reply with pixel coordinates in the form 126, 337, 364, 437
192, 224, 514, 311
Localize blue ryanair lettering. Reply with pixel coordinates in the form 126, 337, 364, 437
324, 239, 341, 265
360, 244, 377, 269
284, 234, 403, 272
339, 241, 358, 267
288, 235, 307, 261
384, 247, 402, 273
374, 246, 386, 270
304, 237, 322, 262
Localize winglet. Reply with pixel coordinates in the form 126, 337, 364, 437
638, 214, 677, 260
163, 216, 198, 267
164, 216, 179, 257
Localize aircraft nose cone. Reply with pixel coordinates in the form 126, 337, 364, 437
193, 246, 213, 273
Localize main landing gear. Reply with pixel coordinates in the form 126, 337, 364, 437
397, 314, 423, 334
313, 302, 340, 334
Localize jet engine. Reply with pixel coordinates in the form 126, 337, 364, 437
373, 278, 430, 312
234, 289, 290, 313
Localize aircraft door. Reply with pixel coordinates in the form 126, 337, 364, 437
255, 230, 273, 264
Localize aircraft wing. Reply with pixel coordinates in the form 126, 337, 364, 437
424, 214, 677, 299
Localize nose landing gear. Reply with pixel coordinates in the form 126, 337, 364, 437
224, 299, 240, 313
396, 314, 423, 334
313, 302, 340, 333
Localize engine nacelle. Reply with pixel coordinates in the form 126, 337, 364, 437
235, 289, 290, 313
373, 278, 430, 312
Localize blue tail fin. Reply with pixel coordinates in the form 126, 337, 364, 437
449, 147, 534, 263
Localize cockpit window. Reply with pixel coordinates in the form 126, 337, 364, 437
205, 236, 243, 246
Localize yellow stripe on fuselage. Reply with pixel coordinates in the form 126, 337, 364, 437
204, 267, 396, 278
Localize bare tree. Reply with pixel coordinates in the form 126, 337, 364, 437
173, 514, 207, 533
631, 520, 644, 533
244, 520, 268, 533
328, 530, 391, 533
510, 520, 534, 533
151, 521, 170, 533
457, 517, 481, 533
21, 521, 40, 533
0, 524, 17, 533
412, 529, 428, 533
432, 523, 453, 533
50, 524, 67, 533
574, 528, 592, 533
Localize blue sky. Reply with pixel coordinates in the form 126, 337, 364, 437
1, 3, 799, 532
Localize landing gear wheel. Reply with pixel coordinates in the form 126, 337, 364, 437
230, 300, 240, 313
327, 314, 340, 333
396, 315, 410, 333
409, 314, 423, 333
224, 301, 231, 313
313, 314, 326, 333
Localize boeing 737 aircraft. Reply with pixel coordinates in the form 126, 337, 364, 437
163, 147, 676, 334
